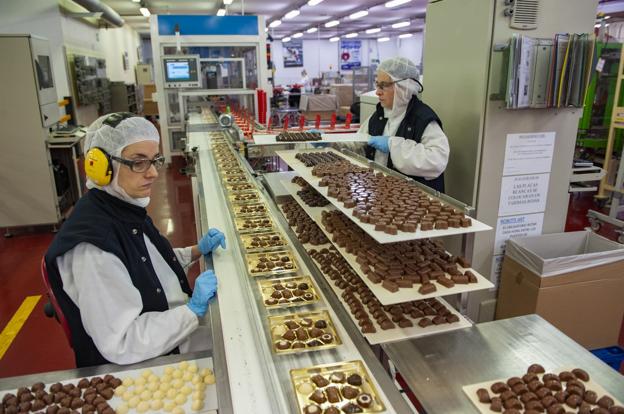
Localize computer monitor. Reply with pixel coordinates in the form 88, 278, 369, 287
162, 55, 200, 88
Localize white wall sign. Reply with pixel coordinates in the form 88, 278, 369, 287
498, 173, 550, 216
503, 132, 555, 176
494, 213, 544, 256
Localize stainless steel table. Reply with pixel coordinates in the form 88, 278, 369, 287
383, 314, 624, 414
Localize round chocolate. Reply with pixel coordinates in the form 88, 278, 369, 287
341, 385, 359, 400
356, 393, 372, 408
77, 379, 90, 389
347, 374, 363, 387
527, 364, 546, 374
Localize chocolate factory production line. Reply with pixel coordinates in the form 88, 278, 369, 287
189, 129, 414, 414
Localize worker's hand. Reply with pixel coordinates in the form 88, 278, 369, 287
187, 270, 218, 317
198, 228, 226, 255
307, 129, 329, 148
368, 136, 390, 153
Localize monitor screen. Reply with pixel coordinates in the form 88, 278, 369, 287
163, 56, 199, 86
166, 61, 190, 80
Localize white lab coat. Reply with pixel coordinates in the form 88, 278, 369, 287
357, 111, 450, 180
57, 236, 203, 365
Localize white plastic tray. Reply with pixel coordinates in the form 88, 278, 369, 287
276, 148, 492, 244
282, 179, 494, 305
0, 358, 218, 414
462, 368, 623, 414
252, 132, 369, 145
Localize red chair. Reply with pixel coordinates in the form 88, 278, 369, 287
41, 257, 73, 348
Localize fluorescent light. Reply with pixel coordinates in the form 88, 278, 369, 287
392, 21, 410, 28
285, 10, 300, 19
307, 0, 324, 5
399, 33, 412, 39
605, 15, 611, 19
345, 32, 358, 38
378, 37, 390, 42
216, 8, 226, 16
282, 36, 291, 42
223, 0, 233, 4
306, 27, 317, 33
325, 20, 340, 28
595, 23, 601, 28
329, 36, 340, 42
385, 0, 411, 7
139, 7, 150, 16
349, 10, 368, 19
293, 32, 303, 38
131, 0, 140, 3
269, 19, 282, 28
366, 27, 381, 34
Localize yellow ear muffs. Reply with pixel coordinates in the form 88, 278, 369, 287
84, 147, 113, 186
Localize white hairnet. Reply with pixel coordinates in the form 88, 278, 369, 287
85, 113, 160, 208
85, 114, 160, 157
378, 57, 422, 119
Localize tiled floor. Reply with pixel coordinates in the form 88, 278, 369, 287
0, 157, 198, 378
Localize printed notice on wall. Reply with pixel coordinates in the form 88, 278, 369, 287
490, 255, 504, 290
494, 213, 544, 256
503, 132, 555, 176
498, 173, 550, 216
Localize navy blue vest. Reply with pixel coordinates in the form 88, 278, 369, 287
365, 95, 445, 192
45, 189, 193, 367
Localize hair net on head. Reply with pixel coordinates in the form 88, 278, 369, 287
378, 57, 422, 119
85, 114, 160, 208
85, 114, 160, 158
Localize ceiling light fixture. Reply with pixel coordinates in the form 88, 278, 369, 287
269, 20, 282, 28
365, 27, 381, 34
282, 36, 292, 42
131, 0, 140, 3
378, 37, 390, 42
306, 27, 318, 33
293, 32, 303, 38
385, 0, 411, 7
329, 36, 340, 42
345, 32, 358, 38
139, 6, 150, 16
325, 20, 340, 28
391, 21, 410, 28
399, 33, 412, 38
308, 0, 324, 5
285, 10, 300, 19
349, 10, 369, 19
605, 15, 611, 19
216, 8, 226, 16
223, 0, 233, 4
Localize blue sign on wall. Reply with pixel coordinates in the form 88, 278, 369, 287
158, 15, 259, 36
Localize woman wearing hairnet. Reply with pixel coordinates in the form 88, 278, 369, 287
363, 57, 449, 192
45, 113, 225, 367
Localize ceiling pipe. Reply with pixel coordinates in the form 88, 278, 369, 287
72, 0, 125, 27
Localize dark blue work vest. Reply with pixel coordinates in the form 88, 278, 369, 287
365, 95, 445, 192
45, 189, 192, 367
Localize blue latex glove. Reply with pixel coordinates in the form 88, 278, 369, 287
198, 228, 226, 255
187, 270, 218, 317
368, 136, 390, 153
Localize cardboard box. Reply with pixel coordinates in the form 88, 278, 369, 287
496, 231, 624, 349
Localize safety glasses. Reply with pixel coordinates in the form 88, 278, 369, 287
111, 155, 165, 173
374, 77, 424, 93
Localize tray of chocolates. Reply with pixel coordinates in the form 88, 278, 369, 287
281, 179, 493, 305
269, 310, 341, 354
276, 131, 322, 142
0, 358, 219, 414
290, 360, 386, 414
219, 167, 246, 177
258, 275, 320, 308
226, 182, 256, 193
240, 232, 289, 252
276, 149, 492, 243
307, 247, 471, 344
246, 250, 298, 277
235, 215, 274, 234
232, 203, 269, 217
462, 364, 623, 414
228, 191, 260, 204
223, 175, 249, 185
279, 199, 329, 246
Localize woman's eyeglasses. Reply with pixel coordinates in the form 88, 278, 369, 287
375, 77, 424, 93
111, 155, 166, 173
